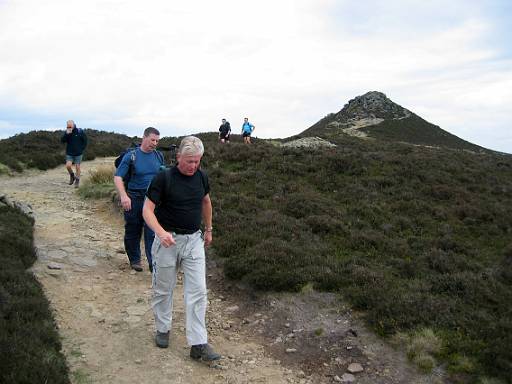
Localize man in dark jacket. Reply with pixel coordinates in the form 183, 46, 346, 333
61, 120, 87, 187
218, 118, 231, 143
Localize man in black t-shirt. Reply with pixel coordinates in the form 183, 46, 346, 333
143, 136, 221, 362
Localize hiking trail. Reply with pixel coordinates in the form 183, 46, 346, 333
1, 158, 440, 384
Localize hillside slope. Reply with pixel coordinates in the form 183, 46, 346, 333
1, 124, 511, 383
298, 91, 488, 152
203, 135, 512, 383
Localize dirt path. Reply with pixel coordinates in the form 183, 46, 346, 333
1, 158, 441, 384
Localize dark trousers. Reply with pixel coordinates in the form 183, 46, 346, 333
124, 191, 155, 268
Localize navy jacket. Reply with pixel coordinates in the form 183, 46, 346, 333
61, 128, 87, 156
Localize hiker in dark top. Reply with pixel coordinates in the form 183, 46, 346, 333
61, 120, 87, 188
114, 127, 164, 272
218, 118, 231, 143
143, 136, 221, 362
241, 117, 255, 144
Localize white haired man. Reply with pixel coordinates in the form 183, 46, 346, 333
143, 136, 220, 361
61, 120, 87, 187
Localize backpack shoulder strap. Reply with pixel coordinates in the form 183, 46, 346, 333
128, 147, 137, 177
198, 169, 208, 192
164, 168, 172, 200
156, 150, 164, 165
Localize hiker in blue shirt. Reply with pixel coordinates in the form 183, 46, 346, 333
114, 127, 164, 272
241, 117, 255, 144
61, 120, 87, 187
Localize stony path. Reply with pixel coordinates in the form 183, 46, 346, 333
1, 158, 308, 384
1, 158, 441, 384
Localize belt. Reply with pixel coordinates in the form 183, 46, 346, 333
127, 189, 146, 197
169, 227, 199, 235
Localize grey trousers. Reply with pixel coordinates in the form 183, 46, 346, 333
151, 231, 208, 346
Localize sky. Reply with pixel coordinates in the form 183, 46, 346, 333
0, 0, 511, 153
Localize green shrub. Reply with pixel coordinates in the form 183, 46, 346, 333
0, 205, 70, 383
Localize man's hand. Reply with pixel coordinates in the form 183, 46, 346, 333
120, 195, 132, 211
204, 231, 212, 247
158, 231, 176, 248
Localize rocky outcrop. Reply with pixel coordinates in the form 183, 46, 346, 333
338, 91, 411, 122
325, 91, 411, 138
299, 91, 419, 140
0, 193, 34, 217
281, 137, 337, 149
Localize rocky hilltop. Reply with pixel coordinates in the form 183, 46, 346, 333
335, 91, 410, 123
297, 91, 488, 152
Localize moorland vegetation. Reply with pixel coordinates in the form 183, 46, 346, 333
0, 204, 70, 383
0, 129, 133, 172
1, 129, 511, 383
200, 135, 512, 384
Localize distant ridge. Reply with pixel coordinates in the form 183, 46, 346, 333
298, 91, 488, 152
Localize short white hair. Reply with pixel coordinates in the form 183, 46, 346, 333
178, 136, 204, 156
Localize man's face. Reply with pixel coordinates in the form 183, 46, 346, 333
141, 133, 159, 152
177, 153, 202, 176
66, 123, 73, 129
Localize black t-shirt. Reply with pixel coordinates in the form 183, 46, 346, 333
146, 167, 210, 231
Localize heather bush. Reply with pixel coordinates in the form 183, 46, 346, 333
203, 139, 512, 383
0, 205, 70, 383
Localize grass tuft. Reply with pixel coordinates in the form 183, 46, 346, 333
78, 165, 116, 199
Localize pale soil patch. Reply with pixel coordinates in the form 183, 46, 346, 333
281, 137, 337, 149
1, 158, 443, 384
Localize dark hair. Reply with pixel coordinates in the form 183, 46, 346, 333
144, 127, 160, 137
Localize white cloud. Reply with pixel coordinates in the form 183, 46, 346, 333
0, 0, 511, 152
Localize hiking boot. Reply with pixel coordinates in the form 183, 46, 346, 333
155, 331, 169, 348
130, 262, 143, 272
74, 177, 80, 188
68, 172, 75, 185
190, 344, 221, 361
